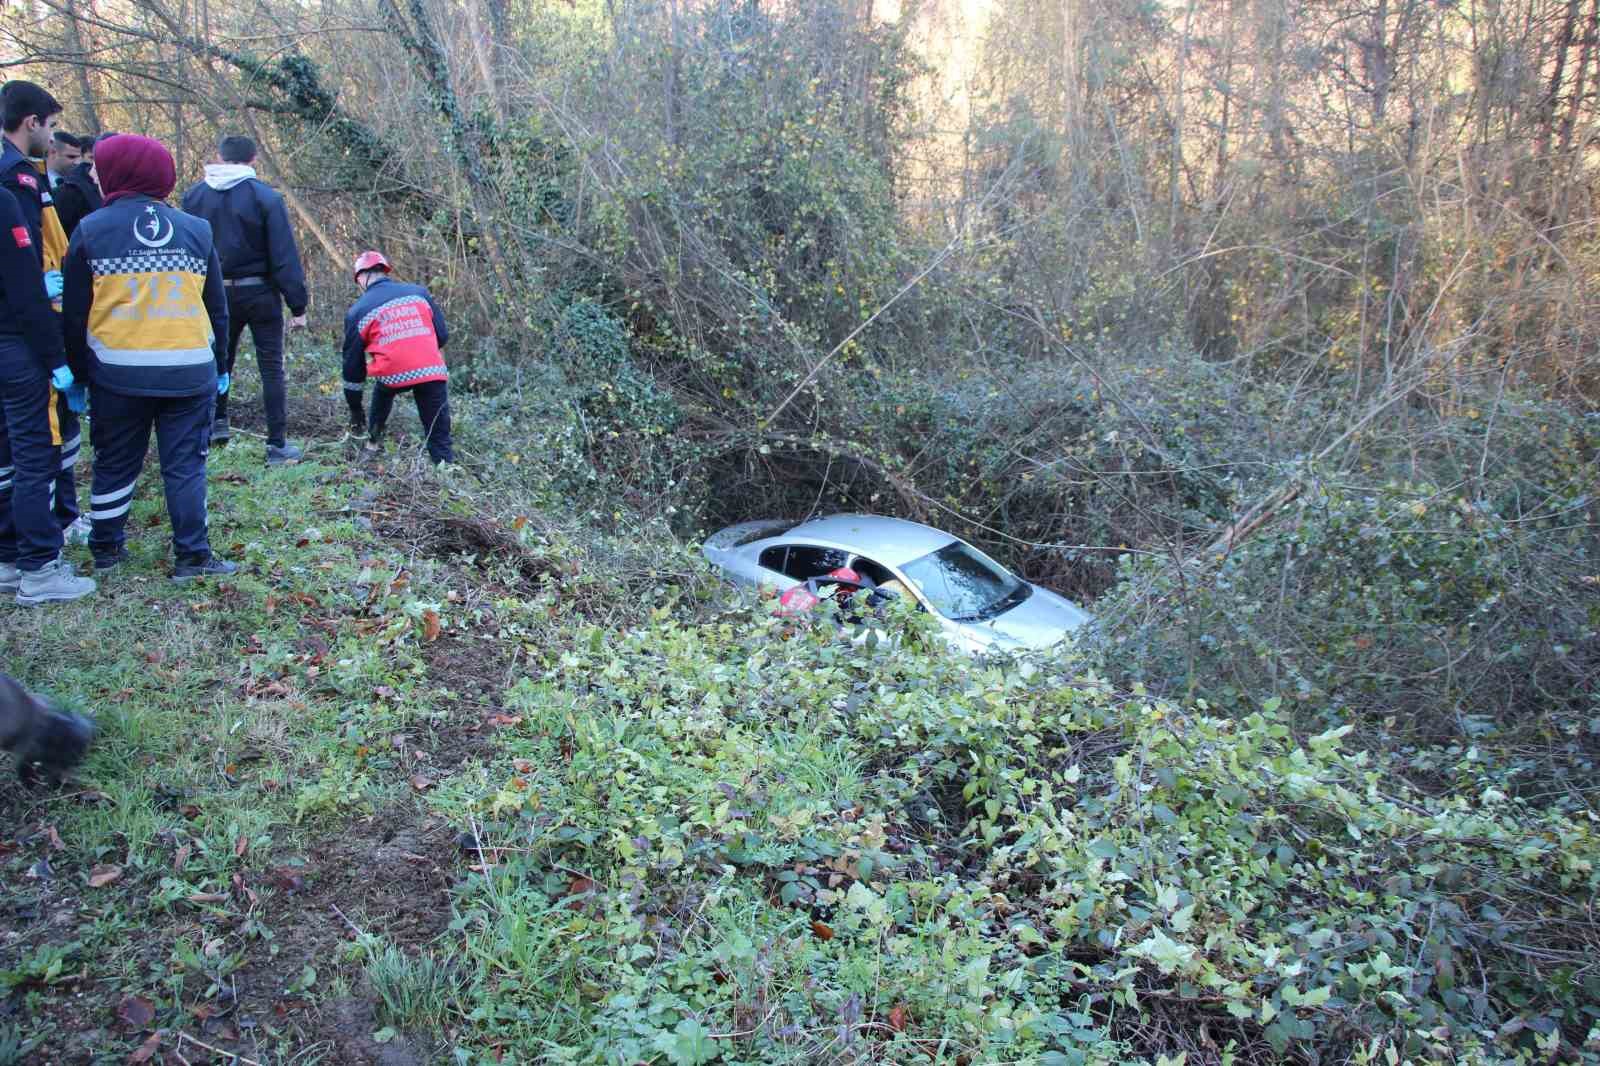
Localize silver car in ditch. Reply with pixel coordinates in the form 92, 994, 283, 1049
702, 514, 1090, 653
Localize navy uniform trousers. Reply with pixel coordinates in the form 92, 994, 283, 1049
86, 387, 213, 564
0, 337, 65, 570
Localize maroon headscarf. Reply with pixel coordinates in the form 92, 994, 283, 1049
95, 134, 177, 205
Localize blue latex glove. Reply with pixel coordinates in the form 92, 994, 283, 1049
65, 384, 87, 413
43, 270, 63, 300
50, 365, 73, 391
217, 372, 230, 396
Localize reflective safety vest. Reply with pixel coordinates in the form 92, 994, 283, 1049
62, 194, 227, 397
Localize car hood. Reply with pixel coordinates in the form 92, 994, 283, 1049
970, 585, 1091, 649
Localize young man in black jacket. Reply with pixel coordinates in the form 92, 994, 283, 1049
180, 134, 308, 465
53, 132, 106, 237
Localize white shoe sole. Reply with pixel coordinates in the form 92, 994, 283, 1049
16, 587, 94, 607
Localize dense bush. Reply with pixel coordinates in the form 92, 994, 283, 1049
434, 604, 1600, 1063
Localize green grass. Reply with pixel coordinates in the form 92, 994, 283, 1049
3, 374, 1598, 1066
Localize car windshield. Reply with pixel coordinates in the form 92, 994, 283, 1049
901, 542, 1028, 622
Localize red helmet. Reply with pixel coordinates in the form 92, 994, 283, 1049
352, 250, 391, 280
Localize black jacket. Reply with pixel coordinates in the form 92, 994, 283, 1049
0, 140, 48, 264
0, 187, 64, 371
53, 163, 102, 237
180, 175, 307, 315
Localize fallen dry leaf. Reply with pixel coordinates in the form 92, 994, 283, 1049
187, 892, 228, 904
116, 993, 156, 1030
888, 1004, 909, 1032
270, 867, 306, 893
45, 824, 64, 851
127, 1032, 161, 1063
409, 774, 436, 791
810, 920, 835, 942
173, 844, 191, 872
422, 609, 442, 642
234, 834, 248, 859
87, 863, 123, 888
512, 758, 534, 773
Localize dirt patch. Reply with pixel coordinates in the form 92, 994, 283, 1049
365, 481, 564, 596
180, 807, 457, 1063
420, 635, 512, 769
223, 376, 354, 447
0, 803, 460, 1063
317, 995, 436, 1065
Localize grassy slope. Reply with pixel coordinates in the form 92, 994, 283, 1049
2, 371, 1598, 1066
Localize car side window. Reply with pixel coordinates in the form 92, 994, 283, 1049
757, 546, 789, 573
849, 557, 894, 586
782, 545, 850, 580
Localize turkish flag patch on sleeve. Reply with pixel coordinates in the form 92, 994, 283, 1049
15, 172, 36, 190
11, 225, 31, 249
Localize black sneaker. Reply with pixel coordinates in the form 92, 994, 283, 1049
348, 413, 367, 438
172, 556, 239, 583
212, 416, 231, 447
266, 442, 304, 466
93, 546, 130, 572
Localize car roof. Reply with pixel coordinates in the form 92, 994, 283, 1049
782, 514, 957, 569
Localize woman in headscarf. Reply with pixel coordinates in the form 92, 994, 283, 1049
59, 134, 238, 583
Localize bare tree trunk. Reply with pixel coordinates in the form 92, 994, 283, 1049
378, 0, 510, 289
464, 0, 505, 124
1170, 0, 1197, 241
63, 0, 103, 133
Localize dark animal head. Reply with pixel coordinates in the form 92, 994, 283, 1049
14, 702, 95, 786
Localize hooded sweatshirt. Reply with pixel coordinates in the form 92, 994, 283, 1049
202, 163, 255, 191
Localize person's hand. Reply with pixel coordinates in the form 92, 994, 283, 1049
288, 314, 308, 330
65, 384, 87, 413
50, 365, 73, 391
217, 372, 230, 396
43, 270, 63, 300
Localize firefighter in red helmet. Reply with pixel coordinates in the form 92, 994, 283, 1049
340, 250, 454, 464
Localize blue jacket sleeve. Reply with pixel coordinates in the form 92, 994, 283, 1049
427, 292, 449, 350
202, 243, 229, 372
0, 188, 65, 373
60, 228, 92, 379
341, 307, 367, 384
262, 188, 308, 316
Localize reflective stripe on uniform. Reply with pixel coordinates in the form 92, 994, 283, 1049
90, 481, 135, 520
47, 385, 61, 445
343, 379, 365, 392
90, 336, 215, 367
376, 365, 448, 387
61, 433, 81, 470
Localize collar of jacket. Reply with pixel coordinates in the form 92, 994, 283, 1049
0, 138, 26, 176
99, 193, 170, 218
366, 275, 396, 292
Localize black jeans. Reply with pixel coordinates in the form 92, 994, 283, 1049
370, 380, 453, 464
217, 286, 286, 446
